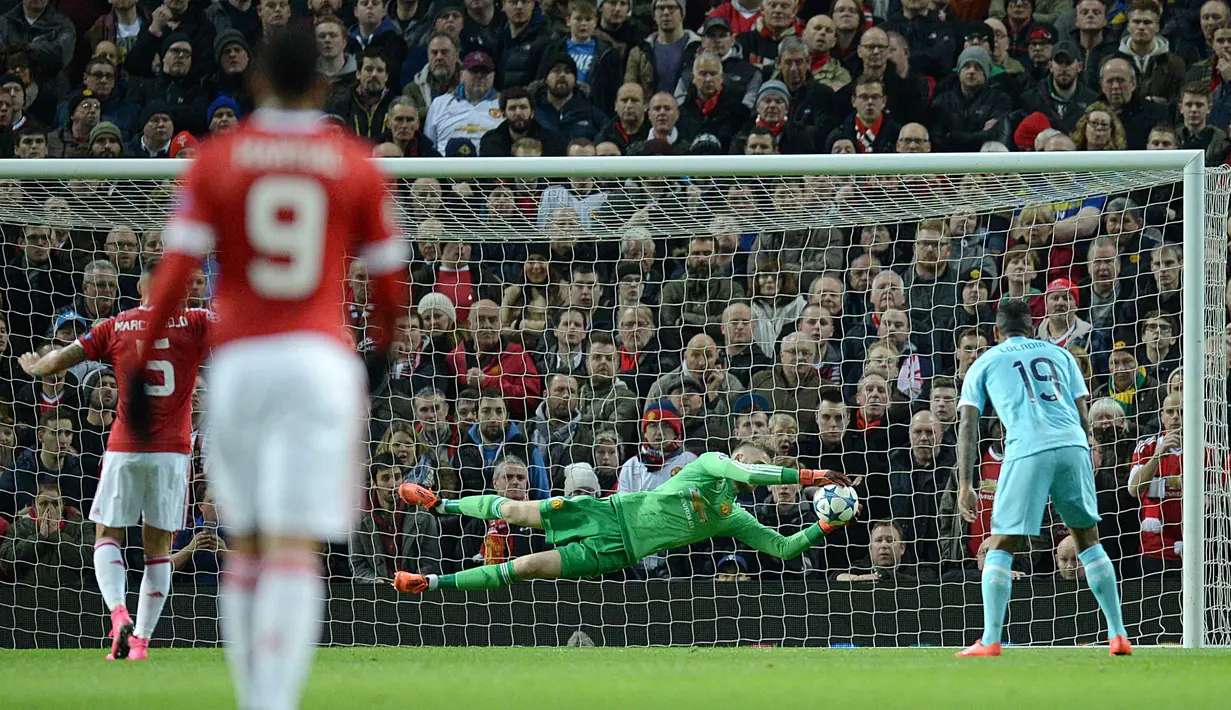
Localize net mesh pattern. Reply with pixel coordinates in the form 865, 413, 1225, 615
0, 163, 1227, 648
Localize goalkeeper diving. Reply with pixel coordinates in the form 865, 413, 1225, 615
393, 440, 854, 593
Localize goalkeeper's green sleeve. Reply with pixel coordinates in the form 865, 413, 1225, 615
693, 452, 800, 486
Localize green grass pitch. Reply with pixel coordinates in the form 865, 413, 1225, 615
5, 647, 1231, 708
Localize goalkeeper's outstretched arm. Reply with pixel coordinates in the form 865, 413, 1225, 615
693, 451, 845, 487
727, 510, 827, 560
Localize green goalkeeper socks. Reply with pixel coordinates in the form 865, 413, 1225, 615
430, 561, 517, 591
437, 495, 509, 520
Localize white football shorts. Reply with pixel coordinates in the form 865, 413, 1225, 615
206, 333, 366, 541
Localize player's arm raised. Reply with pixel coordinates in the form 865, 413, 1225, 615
695, 451, 851, 488
18, 342, 88, 378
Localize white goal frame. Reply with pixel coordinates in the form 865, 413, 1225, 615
0, 149, 1215, 648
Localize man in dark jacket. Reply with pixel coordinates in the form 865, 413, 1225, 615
533, 54, 608, 140
124, 32, 211, 134
732, 78, 814, 153
327, 47, 397, 139
595, 81, 649, 150
0, 0, 77, 87
1019, 40, 1099, 132
1098, 55, 1170, 149
480, 85, 564, 155
456, 392, 550, 497
676, 52, 749, 151
494, 0, 551, 89
827, 74, 901, 153
929, 45, 1011, 151
124, 0, 217, 80
0, 409, 85, 518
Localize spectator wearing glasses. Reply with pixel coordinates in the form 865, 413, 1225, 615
56, 58, 135, 136
828, 74, 900, 153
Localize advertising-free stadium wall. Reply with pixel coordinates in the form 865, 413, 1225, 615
1, 578, 1181, 648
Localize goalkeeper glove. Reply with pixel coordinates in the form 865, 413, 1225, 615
126, 369, 153, 441
798, 468, 852, 488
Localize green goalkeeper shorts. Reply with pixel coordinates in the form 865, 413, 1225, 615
538, 496, 633, 579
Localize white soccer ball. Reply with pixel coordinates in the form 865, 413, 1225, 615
813, 484, 859, 525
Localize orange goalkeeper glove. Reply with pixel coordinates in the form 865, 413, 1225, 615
798, 468, 852, 488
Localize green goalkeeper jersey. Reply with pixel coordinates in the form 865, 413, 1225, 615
610, 452, 825, 561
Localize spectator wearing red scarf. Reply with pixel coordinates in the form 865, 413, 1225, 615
735, 0, 803, 69
348, 454, 442, 582
741, 79, 816, 152
676, 51, 750, 150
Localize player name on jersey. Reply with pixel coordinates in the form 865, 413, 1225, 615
232, 137, 343, 176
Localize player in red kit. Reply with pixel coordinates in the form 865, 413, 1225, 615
17, 262, 211, 662
133, 26, 407, 710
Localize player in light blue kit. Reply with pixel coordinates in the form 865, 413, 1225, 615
954, 299, 1131, 657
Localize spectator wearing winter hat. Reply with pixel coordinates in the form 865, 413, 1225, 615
209, 29, 253, 114
125, 101, 175, 157
1037, 277, 1100, 353
1019, 40, 1098, 134
1012, 111, 1051, 150
930, 45, 1012, 152
533, 53, 609, 141
424, 48, 503, 152
617, 400, 697, 494
730, 391, 772, 442
563, 462, 601, 497
47, 90, 100, 158
88, 121, 123, 158
206, 95, 241, 135
737, 78, 815, 153
169, 130, 198, 158
125, 32, 211, 134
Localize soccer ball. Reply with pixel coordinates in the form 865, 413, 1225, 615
813, 484, 859, 525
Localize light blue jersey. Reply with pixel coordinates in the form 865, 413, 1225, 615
958, 336, 1089, 461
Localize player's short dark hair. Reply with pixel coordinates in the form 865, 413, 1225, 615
257, 24, 322, 100
499, 86, 532, 111
997, 298, 1034, 337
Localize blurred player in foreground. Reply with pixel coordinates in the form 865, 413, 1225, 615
955, 299, 1130, 657
133, 25, 407, 710
393, 440, 853, 593
18, 262, 210, 661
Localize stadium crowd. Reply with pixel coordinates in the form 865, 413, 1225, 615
0, 0, 1223, 645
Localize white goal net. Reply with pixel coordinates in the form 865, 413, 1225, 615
0, 153, 1227, 648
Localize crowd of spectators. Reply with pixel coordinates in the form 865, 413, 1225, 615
0, 0, 1226, 648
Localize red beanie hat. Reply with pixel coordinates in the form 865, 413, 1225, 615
1014, 112, 1052, 151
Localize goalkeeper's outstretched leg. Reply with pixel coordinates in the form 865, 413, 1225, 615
393, 549, 562, 593
398, 482, 543, 528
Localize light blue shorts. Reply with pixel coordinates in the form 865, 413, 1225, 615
991, 445, 1101, 536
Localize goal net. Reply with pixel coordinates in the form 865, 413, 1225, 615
0, 153, 1227, 649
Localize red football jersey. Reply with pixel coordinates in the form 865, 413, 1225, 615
160, 110, 405, 350
79, 307, 212, 454
1130, 434, 1183, 561
967, 445, 1004, 558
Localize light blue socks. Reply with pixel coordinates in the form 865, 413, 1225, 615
980, 549, 1015, 646
1078, 543, 1128, 639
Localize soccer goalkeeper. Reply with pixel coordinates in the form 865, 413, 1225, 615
392, 439, 853, 593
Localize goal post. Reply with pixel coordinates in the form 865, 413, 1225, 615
0, 151, 1226, 649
